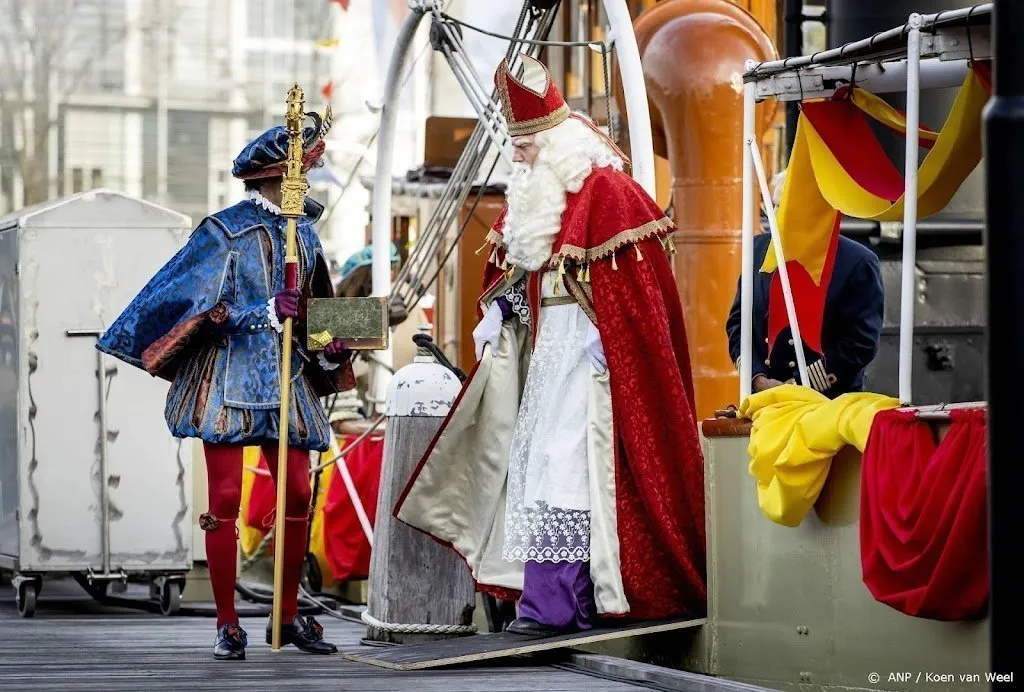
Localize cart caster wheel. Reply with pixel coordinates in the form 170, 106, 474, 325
159, 580, 181, 616
303, 552, 323, 594
15, 581, 37, 618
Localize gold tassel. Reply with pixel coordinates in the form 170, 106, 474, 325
489, 248, 498, 265
500, 256, 509, 271
474, 242, 489, 256
584, 264, 591, 282
611, 253, 618, 271
576, 265, 585, 281
555, 259, 566, 295
506, 266, 515, 281
635, 244, 644, 262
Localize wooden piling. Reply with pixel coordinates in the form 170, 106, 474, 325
365, 337, 473, 644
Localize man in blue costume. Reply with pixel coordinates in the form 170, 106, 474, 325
97, 115, 354, 660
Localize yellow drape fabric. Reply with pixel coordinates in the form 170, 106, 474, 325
738, 385, 901, 527
762, 69, 987, 283
239, 447, 265, 557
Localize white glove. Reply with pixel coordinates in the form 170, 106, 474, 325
585, 321, 607, 374
473, 301, 504, 360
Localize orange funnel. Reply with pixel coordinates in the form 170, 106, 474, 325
616, 0, 777, 420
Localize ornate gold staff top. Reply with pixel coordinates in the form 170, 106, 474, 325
270, 83, 308, 652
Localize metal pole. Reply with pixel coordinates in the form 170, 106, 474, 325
985, 0, 1024, 681
898, 15, 922, 405
372, 7, 426, 299
739, 73, 756, 402
783, 0, 803, 159
601, 0, 656, 196
370, 5, 426, 415
748, 138, 810, 389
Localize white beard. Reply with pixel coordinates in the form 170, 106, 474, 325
502, 161, 567, 272
501, 116, 625, 272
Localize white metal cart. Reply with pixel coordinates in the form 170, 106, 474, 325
0, 190, 194, 617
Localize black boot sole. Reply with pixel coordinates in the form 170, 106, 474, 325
213, 651, 246, 661
265, 632, 337, 654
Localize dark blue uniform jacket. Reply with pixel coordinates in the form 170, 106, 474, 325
726, 232, 884, 398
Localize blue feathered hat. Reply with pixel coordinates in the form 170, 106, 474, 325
232, 107, 332, 180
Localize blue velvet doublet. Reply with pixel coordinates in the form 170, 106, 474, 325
97, 198, 351, 452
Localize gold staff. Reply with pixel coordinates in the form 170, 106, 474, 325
271, 83, 308, 652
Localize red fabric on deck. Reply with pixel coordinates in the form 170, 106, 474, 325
323, 435, 385, 582
860, 409, 989, 620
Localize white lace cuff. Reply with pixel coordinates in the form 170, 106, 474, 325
318, 352, 340, 371
266, 298, 284, 334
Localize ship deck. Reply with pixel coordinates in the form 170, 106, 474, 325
0, 578, 761, 692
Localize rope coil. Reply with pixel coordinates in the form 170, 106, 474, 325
361, 609, 478, 634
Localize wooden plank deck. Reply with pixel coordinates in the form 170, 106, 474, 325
343, 618, 707, 671
0, 580, 650, 691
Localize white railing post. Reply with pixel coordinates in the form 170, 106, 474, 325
748, 138, 810, 389
602, 0, 656, 196
740, 70, 756, 402
899, 14, 923, 405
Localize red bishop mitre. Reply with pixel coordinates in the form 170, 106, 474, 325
495, 55, 570, 137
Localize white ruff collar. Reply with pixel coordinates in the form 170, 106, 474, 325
248, 189, 283, 216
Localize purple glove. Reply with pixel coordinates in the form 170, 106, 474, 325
324, 338, 352, 364
274, 289, 300, 321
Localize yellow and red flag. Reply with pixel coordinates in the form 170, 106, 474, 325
764, 61, 991, 355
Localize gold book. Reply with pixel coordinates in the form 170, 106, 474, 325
305, 297, 389, 351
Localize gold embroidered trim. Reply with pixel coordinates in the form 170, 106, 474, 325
507, 104, 571, 137
550, 216, 676, 267
496, 59, 569, 137
541, 295, 577, 308
485, 229, 503, 246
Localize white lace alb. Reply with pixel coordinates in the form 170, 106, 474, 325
503, 270, 591, 563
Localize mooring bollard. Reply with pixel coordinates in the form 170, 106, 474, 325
363, 327, 475, 644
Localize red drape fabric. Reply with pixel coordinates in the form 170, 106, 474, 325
860, 408, 988, 620
323, 435, 385, 582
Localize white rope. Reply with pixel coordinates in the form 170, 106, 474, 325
361, 609, 478, 634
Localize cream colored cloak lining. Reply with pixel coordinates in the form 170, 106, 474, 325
395, 315, 629, 615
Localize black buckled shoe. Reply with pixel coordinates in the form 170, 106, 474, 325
504, 617, 567, 637
266, 615, 338, 654
213, 624, 248, 660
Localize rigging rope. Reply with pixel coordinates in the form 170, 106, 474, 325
391, 2, 563, 311
439, 11, 606, 49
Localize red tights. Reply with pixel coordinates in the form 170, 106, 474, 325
202, 442, 312, 629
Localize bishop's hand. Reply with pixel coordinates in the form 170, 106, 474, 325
473, 301, 505, 360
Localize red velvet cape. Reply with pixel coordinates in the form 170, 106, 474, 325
468, 167, 707, 620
